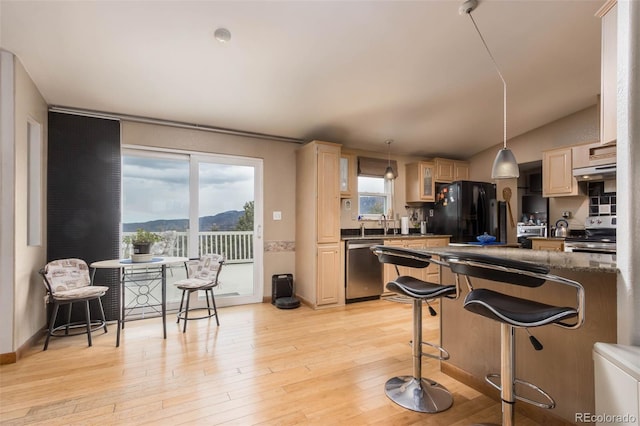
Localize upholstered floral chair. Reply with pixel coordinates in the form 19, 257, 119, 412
174, 254, 224, 332
39, 258, 110, 350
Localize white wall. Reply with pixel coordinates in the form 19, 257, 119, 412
0, 52, 48, 357
616, 0, 639, 346
0, 51, 16, 356
13, 56, 48, 348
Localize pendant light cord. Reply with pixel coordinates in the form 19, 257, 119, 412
467, 12, 507, 149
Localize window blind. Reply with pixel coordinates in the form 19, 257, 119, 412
357, 156, 398, 178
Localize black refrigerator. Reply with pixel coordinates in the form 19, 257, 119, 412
431, 180, 506, 243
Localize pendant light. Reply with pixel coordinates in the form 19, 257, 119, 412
460, 0, 519, 179
384, 139, 395, 180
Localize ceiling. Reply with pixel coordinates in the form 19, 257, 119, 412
0, 0, 603, 158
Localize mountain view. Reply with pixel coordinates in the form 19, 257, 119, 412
123, 210, 244, 232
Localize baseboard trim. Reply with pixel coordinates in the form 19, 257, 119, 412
441, 362, 576, 426
0, 328, 45, 365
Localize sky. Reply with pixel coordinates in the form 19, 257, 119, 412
122, 155, 254, 224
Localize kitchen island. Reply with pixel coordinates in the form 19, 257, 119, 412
421, 246, 616, 425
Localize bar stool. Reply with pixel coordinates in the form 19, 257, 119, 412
371, 245, 459, 413
442, 251, 584, 426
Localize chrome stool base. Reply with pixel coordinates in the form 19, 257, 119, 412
385, 376, 453, 413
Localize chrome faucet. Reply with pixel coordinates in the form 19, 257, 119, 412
381, 214, 388, 235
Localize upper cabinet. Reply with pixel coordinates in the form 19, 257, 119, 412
433, 158, 470, 182
572, 141, 616, 169
316, 144, 341, 243
597, 0, 617, 145
453, 161, 470, 181
406, 158, 469, 202
542, 147, 580, 197
339, 153, 356, 198
406, 162, 435, 202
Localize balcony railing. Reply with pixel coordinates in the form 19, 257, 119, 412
122, 231, 254, 264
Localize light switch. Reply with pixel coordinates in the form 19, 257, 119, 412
273, 211, 282, 221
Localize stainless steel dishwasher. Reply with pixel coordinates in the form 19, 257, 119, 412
346, 239, 384, 302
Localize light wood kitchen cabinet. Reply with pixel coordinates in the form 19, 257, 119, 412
382, 237, 450, 292
317, 243, 341, 305
572, 141, 617, 169
531, 239, 564, 252
542, 147, 580, 197
424, 237, 449, 283
434, 158, 454, 182
454, 161, 470, 181
296, 141, 343, 308
597, 0, 617, 145
317, 144, 341, 243
339, 153, 356, 198
433, 158, 470, 182
406, 162, 435, 202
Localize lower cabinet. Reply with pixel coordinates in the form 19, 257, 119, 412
317, 243, 341, 306
531, 239, 564, 251
383, 237, 450, 293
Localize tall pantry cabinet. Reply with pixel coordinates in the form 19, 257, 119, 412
295, 141, 344, 308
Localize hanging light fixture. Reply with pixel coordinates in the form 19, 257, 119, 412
460, 0, 519, 179
384, 139, 395, 180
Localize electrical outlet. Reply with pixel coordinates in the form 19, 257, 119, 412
273, 211, 282, 221
429, 209, 434, 217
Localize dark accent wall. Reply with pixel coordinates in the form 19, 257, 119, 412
48, 112, 121, 321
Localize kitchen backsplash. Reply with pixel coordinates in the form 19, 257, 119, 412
588, 181, 616, 216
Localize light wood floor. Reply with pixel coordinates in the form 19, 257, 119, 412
0, 299, 540, 425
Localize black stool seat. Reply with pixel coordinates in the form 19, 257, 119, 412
464, 288, 578, 327
387, 276, 456, 299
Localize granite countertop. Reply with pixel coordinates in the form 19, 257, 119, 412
420, 246, 617, 273
528, 236, 566, 241
342, 234, 451, 241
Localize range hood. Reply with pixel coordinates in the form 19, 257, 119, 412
573, 164, 616, 181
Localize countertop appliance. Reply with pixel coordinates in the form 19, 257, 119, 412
553, 219, 569, 238
517, 223, 547, 249
517, 223, 547, 238
431, 181, 504, 243
346, 239, 384, 302
564, 216, 616, 254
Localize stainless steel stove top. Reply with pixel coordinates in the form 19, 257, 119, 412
564, 216, 616, 254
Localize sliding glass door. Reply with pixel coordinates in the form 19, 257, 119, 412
122, 148, 263, 310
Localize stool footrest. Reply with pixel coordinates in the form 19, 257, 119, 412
485, 373, 556, 409
50, 320, 107, 337
176, 307, 218, 321
411, 340, 450, 361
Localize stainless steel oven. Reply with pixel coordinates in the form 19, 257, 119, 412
564, 216, 616, 254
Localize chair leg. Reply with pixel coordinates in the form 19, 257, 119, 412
44, 303, 60, 351
209, 289, 219, 326
65, 302, 73, 335
182, 290, 191, 333
384, 298, 453, 413
84, 301, 93, 347
500, 323, 516, 426
97, 298, 108, 334
177, 290, 186, 324
205, 290, 212, 315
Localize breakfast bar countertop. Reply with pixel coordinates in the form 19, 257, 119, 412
341, 233, 451, 241
421, 245, 617, 274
